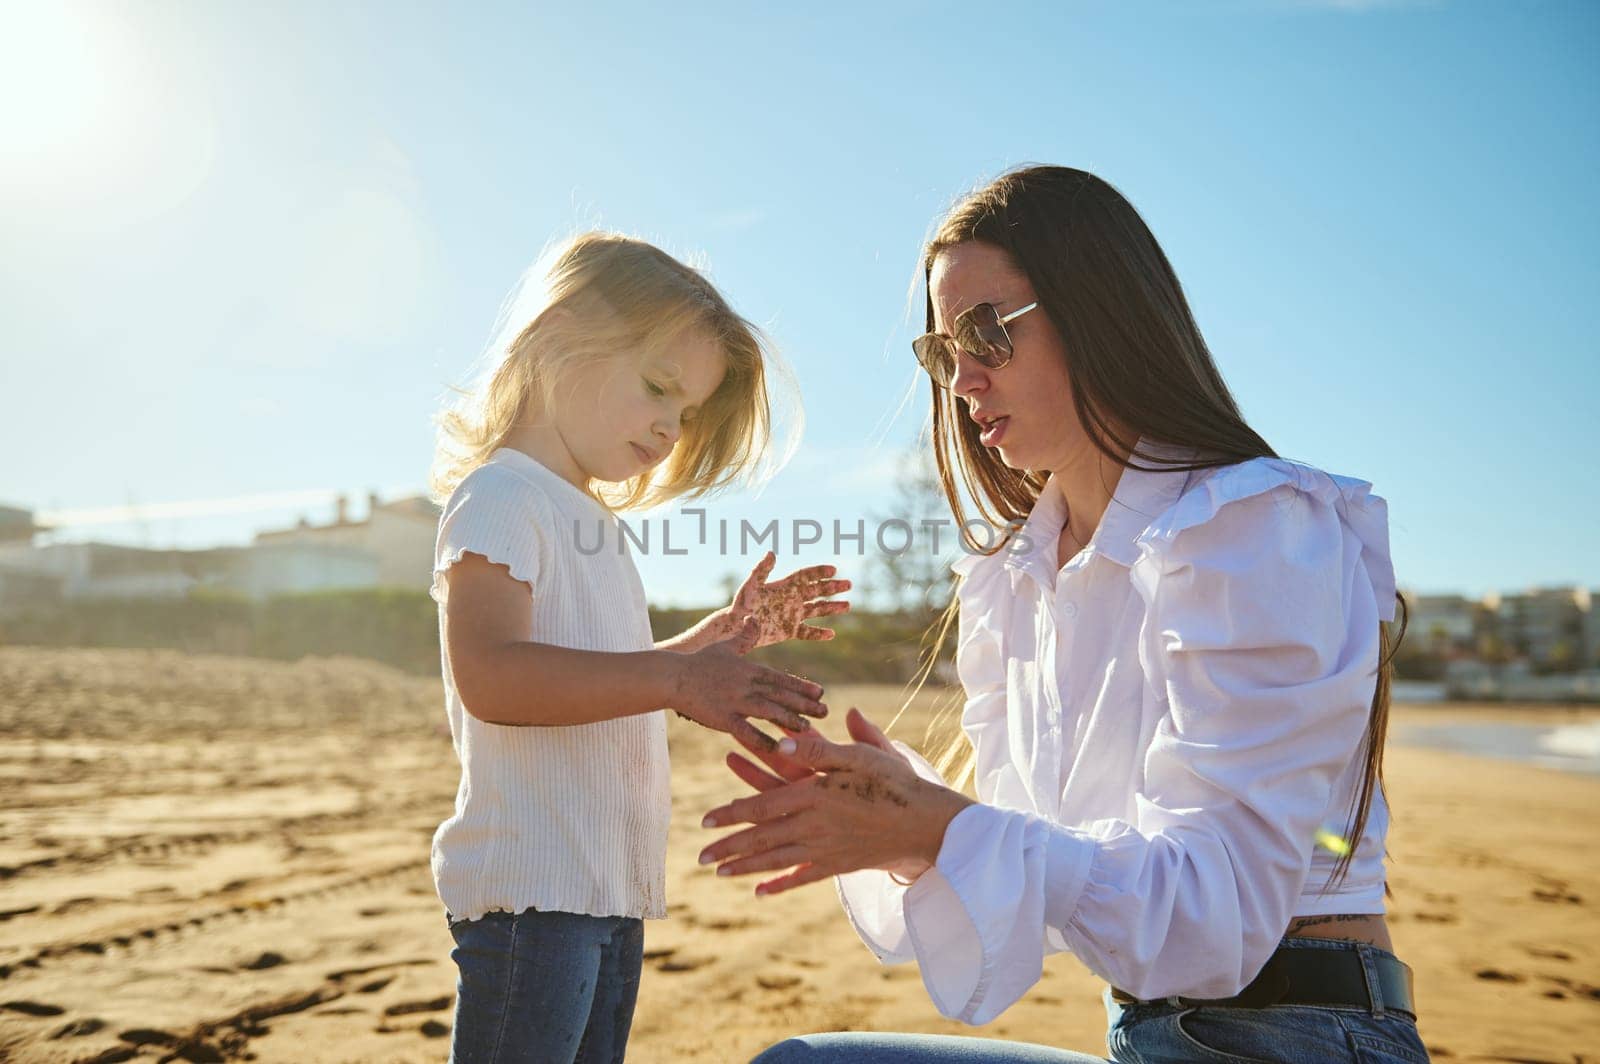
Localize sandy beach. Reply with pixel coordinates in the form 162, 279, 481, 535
1, 646, 1596, 1062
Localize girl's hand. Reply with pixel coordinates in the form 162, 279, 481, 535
672, 620, 829, 753
728, 551, 852, 648
699, 708, 973, 896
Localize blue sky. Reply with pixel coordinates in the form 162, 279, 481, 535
1, 0, 1595, 606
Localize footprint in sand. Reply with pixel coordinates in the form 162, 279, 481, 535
241, 951, 287, 970
756, 975, 803, 991
3, 1000, 66, 1017
1522, 946, 1573, 961
766, 951, 824, 969
1531, 885, 1583, 904
1538, 975, 1600, 1001
656, 955, 715, 973
1473, 968, 1525, 983
50, 1017, 105, 1039
384, 996, 453, 1017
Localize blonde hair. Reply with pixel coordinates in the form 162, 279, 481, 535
430, 231, 798, 510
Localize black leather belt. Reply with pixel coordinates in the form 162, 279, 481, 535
1110, 946, 1416, 1020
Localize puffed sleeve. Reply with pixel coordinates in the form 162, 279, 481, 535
890, 462, 1396, 1024
954, 553, 1027, 804
430, 464, 553, 605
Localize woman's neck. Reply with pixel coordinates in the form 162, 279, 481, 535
1047, 443, 1128, 547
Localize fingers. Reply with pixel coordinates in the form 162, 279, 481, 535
715, 843, 812, 879
796, 599, 850, 641
845, 706, 894, 752
698, 817, 804, 868
746, 701, 810, 734
731, 731, 816, 783
756, 669, 825, 701
754, 862, 834, 897
777, 730, 874, 772
729, 615, 760, 655
749, 683, 826, 725
725, 751, 787, 793
731, 719, 778, 756
701, 776, 816, 831
751, 550, 777, 583
806, 578, 851, 598
781, 564, 837, 587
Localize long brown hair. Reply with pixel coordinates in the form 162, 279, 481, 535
905, 166, 1406, 892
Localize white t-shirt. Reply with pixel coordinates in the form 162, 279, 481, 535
838, 440, 1399, 1023
429, 447, 669, 922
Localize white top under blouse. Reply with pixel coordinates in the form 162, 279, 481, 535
429, 447, 670, 922
836, 442, 1398, 1024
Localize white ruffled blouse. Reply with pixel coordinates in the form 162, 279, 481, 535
836, 443, 1398, 1025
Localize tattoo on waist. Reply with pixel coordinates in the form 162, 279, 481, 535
1287, 914, 1378, 932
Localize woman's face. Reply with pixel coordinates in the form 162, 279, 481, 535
928, 242, 1090, 475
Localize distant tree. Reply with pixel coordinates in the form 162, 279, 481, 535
1544, 639, 1578, 675
1477, 633, 1513, 666
865, 442, 956, 622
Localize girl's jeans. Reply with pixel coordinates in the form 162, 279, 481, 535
752, 937, 1430, 1063
445, 908, 644, 1064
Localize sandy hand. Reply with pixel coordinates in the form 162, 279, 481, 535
698, 711, 971, 896
729, 551, 852, 649
671, 619, 829, 753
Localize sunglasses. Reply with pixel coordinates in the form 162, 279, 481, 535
911, 301, 1040, 388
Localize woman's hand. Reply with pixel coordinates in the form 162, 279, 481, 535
700, 708, 974, 896
671, 622, 829, 752
728, 550, 852, 648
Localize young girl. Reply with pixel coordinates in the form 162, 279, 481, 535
427, 231, 850, 1064
700, 168, 1429, 1063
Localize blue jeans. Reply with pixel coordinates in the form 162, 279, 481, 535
445, 908, 644, 1064
753, 938, 1430, 1063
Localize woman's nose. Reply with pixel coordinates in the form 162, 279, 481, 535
950, 350, 989, 397
654, 421, 680, 448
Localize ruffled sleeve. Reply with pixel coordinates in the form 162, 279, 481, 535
430, 463, 553, 605
833, 549, 1017, 968
888, 459, 1396, 1023
833, 738, 945, 965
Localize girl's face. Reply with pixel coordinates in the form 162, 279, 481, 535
555, 328, 727, 484
929, 242, 1089, 475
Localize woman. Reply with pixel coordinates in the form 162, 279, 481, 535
698, 166, 1429, 1062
